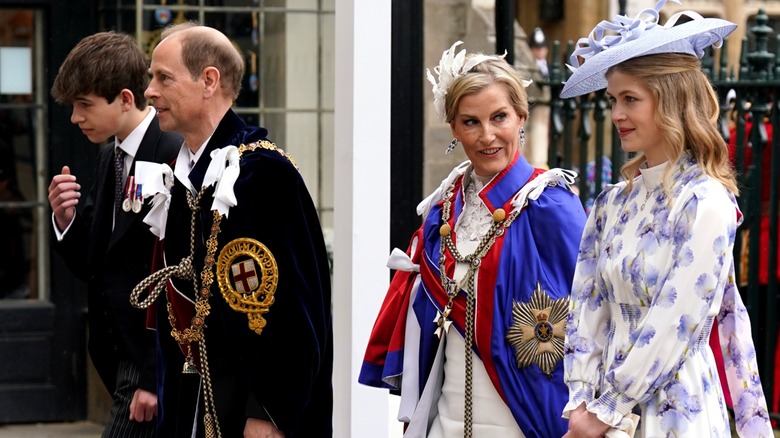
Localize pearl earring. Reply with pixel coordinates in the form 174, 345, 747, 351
520, 127, 525, 147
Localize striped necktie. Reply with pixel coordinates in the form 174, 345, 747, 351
114, 147, 126, 216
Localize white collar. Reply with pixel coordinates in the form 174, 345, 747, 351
174, 134, 214, 193
187, 136, 211, 168
638, 159, 670, 190
115, 107, 156, 157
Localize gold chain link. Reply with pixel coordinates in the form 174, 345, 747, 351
130, 185, 224, 437
437, 184, 520, 438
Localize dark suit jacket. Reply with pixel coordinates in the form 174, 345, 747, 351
54, 116, 181, 395
155, 109, 333, 437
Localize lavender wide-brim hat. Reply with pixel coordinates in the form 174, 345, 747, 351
560, 0, 736, 99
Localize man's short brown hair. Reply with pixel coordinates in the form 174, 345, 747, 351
51, 31, 147, 110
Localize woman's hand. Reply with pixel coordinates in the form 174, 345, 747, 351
563, 403, 610, 438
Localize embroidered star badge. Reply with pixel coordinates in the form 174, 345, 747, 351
506, 282, 569, 376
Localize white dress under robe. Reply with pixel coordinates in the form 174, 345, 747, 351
428, 171, 525, 438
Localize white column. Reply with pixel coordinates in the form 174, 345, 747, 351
333, 0, 394, 437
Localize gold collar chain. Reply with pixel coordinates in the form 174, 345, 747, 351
436, 183, 520, 322
128, 186, 224, 438
167, 189, 221, 358
176, 188, 224, 438
436, 180, 520, 438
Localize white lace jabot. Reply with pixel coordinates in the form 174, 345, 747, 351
455, 171, 494, 242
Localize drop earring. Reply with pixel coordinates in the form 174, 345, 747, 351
446, 138, 457, 155
519, 127, 525, 148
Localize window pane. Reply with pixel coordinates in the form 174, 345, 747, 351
284, 112, 318, 196
284, 0, 320, 10
321, 11, 334, 109
216, 0, 259, 6
0, 168, 34, 300
319, 111, 334, 229
261, 12, 286, 110
285, 12, 318, 109
0, 10, 34, 97
263, 112, 286, 151
0, 8, 43, 301
143, 0, 200, 6
2, 107, 38, 203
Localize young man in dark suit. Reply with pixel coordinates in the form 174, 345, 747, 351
47, 31, 181, 437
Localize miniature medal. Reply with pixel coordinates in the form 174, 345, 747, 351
132, 184, 143, 213
122, 176, 134, 212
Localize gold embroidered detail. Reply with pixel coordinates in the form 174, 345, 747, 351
506, 282, 568, 376
238, 140, 299, 169
216, 238, 278, 335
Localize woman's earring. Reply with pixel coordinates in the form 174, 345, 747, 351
519, 127, 525, 148
446, 138, 457, 155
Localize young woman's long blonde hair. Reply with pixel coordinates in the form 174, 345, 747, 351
608, 53, 738, 195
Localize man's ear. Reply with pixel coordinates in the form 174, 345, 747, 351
202, 66, 221, 98
119, 88, 135, 111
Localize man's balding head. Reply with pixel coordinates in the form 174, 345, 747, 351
160, 23, 244, 100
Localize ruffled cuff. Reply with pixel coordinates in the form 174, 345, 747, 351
586, 386, 638, 428
562, 380, 595, 418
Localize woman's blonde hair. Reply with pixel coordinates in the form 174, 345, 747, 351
608, 53, 738, 195
444, 56, 529, 124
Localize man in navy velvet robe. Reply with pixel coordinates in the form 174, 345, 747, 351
140, 23, 332, 438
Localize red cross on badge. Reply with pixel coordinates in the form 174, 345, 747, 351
231, 259, 259, 294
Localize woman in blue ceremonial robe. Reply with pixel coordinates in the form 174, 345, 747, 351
359, 41, 587, 437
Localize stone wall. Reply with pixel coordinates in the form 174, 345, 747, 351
423, 0, 547, 195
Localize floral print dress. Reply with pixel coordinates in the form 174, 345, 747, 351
563, 152, 773, 437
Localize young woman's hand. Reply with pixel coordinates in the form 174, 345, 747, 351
563, 403, 610, 438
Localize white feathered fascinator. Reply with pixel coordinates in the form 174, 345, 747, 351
426, 41, 532, 122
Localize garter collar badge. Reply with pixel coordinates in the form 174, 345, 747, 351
506, 282, 568, 376
238, 140, 298, 169
216, 238, 278, 335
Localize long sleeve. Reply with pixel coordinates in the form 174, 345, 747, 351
563, 187, 614, 414
565, 155, 773, 436
586, 191, 736, 424
52, 148, 106, 281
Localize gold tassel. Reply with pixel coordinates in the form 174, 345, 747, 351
204, 412, 215, 438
